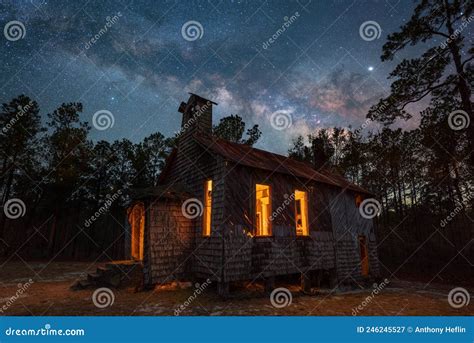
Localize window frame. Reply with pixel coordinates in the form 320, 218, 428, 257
202, 179, 213, 237
294, 189, 310, 236
254, 183, 273, 237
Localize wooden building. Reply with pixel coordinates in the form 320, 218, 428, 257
127, 93, 380, 294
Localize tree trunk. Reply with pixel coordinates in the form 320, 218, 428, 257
444, 0, 474, 163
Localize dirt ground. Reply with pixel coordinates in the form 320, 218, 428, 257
0, 261, 472, 316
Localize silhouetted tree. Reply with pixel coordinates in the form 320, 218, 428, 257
213, 114, 262, 146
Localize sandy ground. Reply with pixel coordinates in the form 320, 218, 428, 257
0, 261, 472, 316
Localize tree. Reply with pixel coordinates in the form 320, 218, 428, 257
44, 102, 92, 254
213, 114, 262, 146
0, 95, 45, 241
368, 0, 473, 159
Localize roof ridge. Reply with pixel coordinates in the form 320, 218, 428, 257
192, 132, 373, 195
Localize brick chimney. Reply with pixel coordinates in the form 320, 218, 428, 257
178, 93, 217, 135
168, 94, 217, 186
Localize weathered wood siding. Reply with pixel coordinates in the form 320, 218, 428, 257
217, 164, 337, 282
143, 199, 193, 285
147, 94, 379, 287
328, 188, 380, 282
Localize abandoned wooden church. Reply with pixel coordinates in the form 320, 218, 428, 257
126, 93, 380, 294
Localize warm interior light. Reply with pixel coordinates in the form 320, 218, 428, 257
355, 194, 363, 207
255, 184, 272, 236
202, 180, 212, 236
129, 202, 145, 260
358, 235, 369, 276
295, 190, 309, 236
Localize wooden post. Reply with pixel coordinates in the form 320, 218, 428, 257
329, 268, 338, 290
217, 281, 229, 297
301, 272, 312, 294
313, 270, 322, 289
264, 276, 275, 293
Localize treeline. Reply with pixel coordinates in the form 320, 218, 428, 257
288, 113, 473, 279
288, 0, 474, 281
0, 97, 261, 260
0, 96, 176, 259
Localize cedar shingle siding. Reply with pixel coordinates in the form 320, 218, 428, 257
138, 94, 380, 291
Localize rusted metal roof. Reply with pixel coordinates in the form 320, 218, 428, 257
130, 183, 191, 200
195, 133, 373, 195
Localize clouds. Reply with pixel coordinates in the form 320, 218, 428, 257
291, 68, 384, 122
1, 0, 421, 155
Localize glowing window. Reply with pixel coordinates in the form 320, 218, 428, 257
255, 184, 272, 236
295, 190, 309, 236
202, 180, 212, 236
355, 194, 363, 208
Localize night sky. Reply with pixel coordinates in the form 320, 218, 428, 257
1, 0, 426, 154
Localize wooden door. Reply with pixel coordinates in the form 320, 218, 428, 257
358, 235, 369, 276
128, 202, 145, 261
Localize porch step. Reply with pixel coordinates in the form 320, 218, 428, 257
70, 260, 143, 290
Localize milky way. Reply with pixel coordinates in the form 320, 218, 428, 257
1, 0, 424, 154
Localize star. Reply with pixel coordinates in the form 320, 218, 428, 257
368, 66, 374, 72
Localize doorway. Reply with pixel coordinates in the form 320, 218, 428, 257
358, 235, 369, 276
128, 202, 145, 261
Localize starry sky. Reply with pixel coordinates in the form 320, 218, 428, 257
1, 0, 426, 154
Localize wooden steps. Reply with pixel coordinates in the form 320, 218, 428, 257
71, 260, 143, 290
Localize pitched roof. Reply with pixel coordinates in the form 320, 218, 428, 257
194, 133, 373, 195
